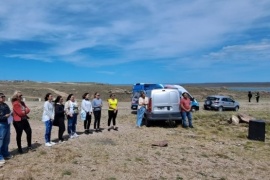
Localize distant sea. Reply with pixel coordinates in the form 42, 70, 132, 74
228, 87, 270, 92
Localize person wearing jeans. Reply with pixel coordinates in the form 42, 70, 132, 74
0, 93, 12, 165
65, 94, 79, 138
12, 91, 33, 154
180, 92, 193, 128
42, 93, 55, 147
136, 91, 148, 127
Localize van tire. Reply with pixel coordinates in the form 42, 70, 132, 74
144, 117, 151, 127
191, 106, 196, 112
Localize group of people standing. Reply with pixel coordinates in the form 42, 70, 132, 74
248, 91, 260, 103
0, 91, 33, 166
0, 91, 119, 166
136, 91, 193, 128
42, 92, 119, 147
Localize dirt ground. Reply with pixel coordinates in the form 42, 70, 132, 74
0, 100, 270, 180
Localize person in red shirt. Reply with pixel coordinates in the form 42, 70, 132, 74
180, 92, 193, 128
12, 91, 33, 153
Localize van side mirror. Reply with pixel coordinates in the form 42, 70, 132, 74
190, 97, 194, 101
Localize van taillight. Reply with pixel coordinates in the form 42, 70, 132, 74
148, 98, 152, 112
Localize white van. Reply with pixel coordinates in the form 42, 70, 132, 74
144, 89, 181, 127
164, 84, 199, 111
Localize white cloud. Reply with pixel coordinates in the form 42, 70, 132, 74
0, 0, 270, 68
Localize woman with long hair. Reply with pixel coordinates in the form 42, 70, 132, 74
136, 91, 149, 127
42, 93, 55, 147
53, 96, 66, 143
81, 93, 93, 134
64, 94, 79, 138
107, 93, 118, 131
12, 91, 33, 153
92, 92, 103, 132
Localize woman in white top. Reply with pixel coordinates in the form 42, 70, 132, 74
64, 94, 79, 139
136, 91, 149, 127
81, 93, 93, 134
42, 93, 55, 147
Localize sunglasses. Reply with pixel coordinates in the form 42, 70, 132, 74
0, 96, 5, 98
97, 95, 100, 96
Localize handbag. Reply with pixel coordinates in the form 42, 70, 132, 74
80, 110, 86, 121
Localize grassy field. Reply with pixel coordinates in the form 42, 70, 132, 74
0, 81, 270, 179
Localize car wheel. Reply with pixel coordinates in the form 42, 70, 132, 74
191, 106, 196, 112
234, 106, 239, 111
218, 106, 223, 112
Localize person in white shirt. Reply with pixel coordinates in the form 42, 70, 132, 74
64, 94, 79, 139
136, 91, 149, 127
42, 93, 55, 147
81, 93, 93, 134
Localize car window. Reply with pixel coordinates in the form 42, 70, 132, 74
227, 98, 233, 102
222, 98, 227, 102
207, 97, 219, 101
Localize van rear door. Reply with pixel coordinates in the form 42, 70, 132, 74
152, 89, 179, 113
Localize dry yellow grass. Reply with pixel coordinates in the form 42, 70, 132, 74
0, 82, 270, 179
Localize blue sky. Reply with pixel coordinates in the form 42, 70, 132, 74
1, 0, 270, 84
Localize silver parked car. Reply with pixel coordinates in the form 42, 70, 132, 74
204, 95, 240, 111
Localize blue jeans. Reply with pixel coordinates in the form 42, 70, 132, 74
44, 120, 52, 143
67, 114, 77, 135
181, 111, 192, 127
0, 122, 11, 160
136, 107, 146, 126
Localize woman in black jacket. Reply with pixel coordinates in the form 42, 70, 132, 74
53, 96, 66, 142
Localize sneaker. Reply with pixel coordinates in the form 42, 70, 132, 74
0, 159, 5, 164
4, 155, 14, 160
113, 127, 118, 131
45, 142, 52, 147
18, 148, 24, 154
69, 135, 74, 139
189, 125, 194, 128
59, 140, 66, 143
50, 142, 56, 145
73, 133, 79, 138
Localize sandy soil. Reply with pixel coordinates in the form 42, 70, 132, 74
0, 100, 270, 180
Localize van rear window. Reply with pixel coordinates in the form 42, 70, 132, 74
152, 91, 179, 104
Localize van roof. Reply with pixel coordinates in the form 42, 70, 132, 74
164, 84, 188, 93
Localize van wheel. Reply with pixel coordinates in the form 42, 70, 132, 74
234, 106, 239, 111
191, 106, 196, 112
167, 120, 177, 128
145, 118, 151, 127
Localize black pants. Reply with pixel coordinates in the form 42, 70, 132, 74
58, 118, 65, 141
108, 110, 118, 126
84, 113, 92, 130
93, 110, 101, 129
13, 120, 32, 149
248, 97, 251, 102
256, 97, 259, 103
